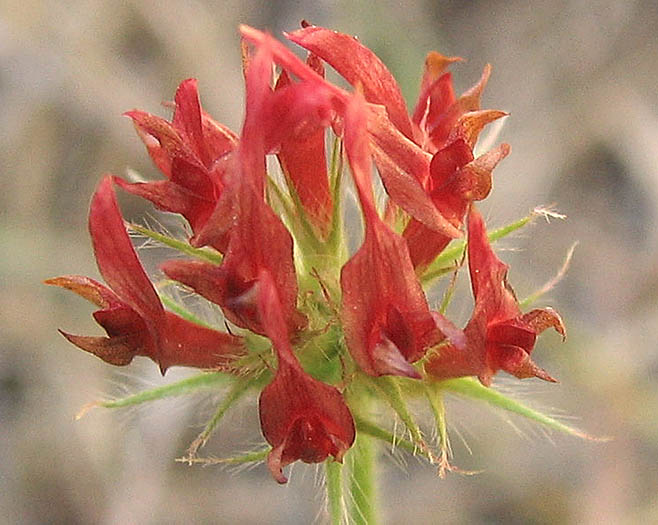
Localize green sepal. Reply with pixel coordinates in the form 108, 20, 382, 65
439, 377, 603, 440
159, 291, 215, 329
77, 371, 232, 418
354, 416, 431, 459
421, 210, 536, 285
184, 376, 258, 460
365, 375, 436, 461
177, 447, 270, 466
128, 223, 222, 264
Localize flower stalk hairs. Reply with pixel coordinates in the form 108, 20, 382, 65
47, 23, 595, 523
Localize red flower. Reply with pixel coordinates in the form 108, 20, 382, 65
340, 90, 465, 378
161, 44, 307, 337
403, 44, 510, 269
116, 79, 238, 250
425, 207, 566, 386
284, 24, 511, 269
403, 112, 510, 269
257, 271, 355, 483
284, 25, 461, 239
46, 177, 245, 374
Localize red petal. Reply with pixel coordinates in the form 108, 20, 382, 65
424, 308, 488, 382
341, 92, 445, 377
344, 90, 378, 220
277, 125, 332, 236
259, 362, 355, 483
340, 225, 441, 376
273, 68, 333, 235
131, 118, 172, 177
124, 110, 200, 169
201, 112, 239, 165
164, 182, 305, 336
58, 331, 138, 366
241, 27, 457, 238
367, 105, 462, 238
158, 312, 246, 374
487, 343, 557, 383
426, 208, 563, 385
89, 177, 165, 325
403, 220, 454, 270
456, 143, 510, 201
239, 43, 272, 193
286, 25, 414, 140
428, 139, 474, 191
241, 26, 331, 88
160, 259, 261, 334
401, 140, 473, 269
172, 79, 209, 165
47, 276, 151, 366
487, 319, 537, 352
467, 206, 519, 320
426, 65, 492, 150
113, 177, 216, 234
412, 52, 463, 129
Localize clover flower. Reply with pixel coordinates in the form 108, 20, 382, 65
47, 23, 592, 522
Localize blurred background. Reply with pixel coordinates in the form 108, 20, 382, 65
2, 1, 657, 523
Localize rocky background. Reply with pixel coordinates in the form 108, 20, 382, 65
2, 1, 657, 523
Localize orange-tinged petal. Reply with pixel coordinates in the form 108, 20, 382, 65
367, 104, 462, 238
448, 109, 508, 150
521, 308, 566, 340
286, 25, 414, 140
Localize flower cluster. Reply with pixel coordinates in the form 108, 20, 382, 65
48, 24, 569, 488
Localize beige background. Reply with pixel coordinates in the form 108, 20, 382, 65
2, 1, 657, 523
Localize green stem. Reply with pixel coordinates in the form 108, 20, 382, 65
326, 460, 344, 525
345, 385, 378, 525
367, 376, 433, 460
348, 430, 377, 525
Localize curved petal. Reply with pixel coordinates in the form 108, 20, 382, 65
286, 25, 413, 140
58, 331, 139, 366
172, 78, 209, 165
89, 177, 165, 325
367, 105, 462, 238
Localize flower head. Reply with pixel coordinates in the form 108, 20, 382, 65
46, 23, 582, 507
